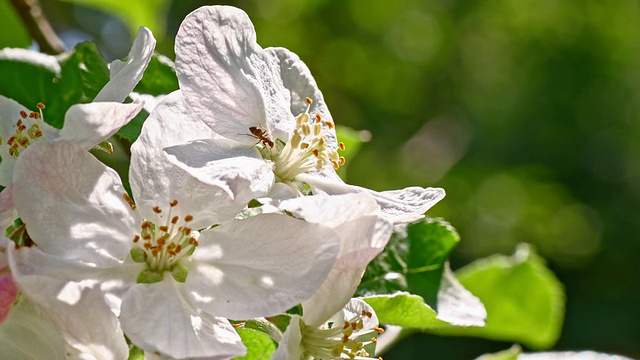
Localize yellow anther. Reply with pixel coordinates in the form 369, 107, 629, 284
290, 133, 302, 149
305, 97, 313, 105
301, 123, 311, 136
28, 124, 42, 139
296, 113, 310, 125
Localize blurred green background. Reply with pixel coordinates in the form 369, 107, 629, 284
2, 0, 639, 358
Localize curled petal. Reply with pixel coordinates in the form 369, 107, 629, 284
94, 27, 156, 103
299, 173, 446, 224
58, 101, 143, 149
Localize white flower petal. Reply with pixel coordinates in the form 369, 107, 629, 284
12, 141, 139, 265
131, 91, 266, 226
0, 97, 26, 186
330, 298, 379, 332
302, 253, 379, 328
57, 101, 143, 149
94, 27, 156, 103
299, 173, 446, 224
271, 315, 303, 360
0, 186, 16, 232
164, 139, 275, 216
266, 47, 338, 149
8, 248, 129, 359
188, 213, 340, 320
0, 48, 60, 72
120, 278, 246, 359
175, 6, 294, 141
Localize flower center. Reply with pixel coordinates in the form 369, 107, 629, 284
301, 309, 384, 360
125, 196, 198, 284
256, 97, 346, 184
2, 102, 47, 158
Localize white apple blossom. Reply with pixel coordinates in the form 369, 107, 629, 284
0, 27, 156, 233
272, 298, 384, 360
9, 140, 341, 359
165, 5, 445, 225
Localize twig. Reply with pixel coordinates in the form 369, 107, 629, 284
9, 0, 65, 54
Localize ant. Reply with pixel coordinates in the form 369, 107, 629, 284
246, 126, 274, 148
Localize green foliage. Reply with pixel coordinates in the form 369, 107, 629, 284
133, 54, 178, 96
358, 218, 459, 306
406, 219, 459, 305
434, 244, 565, 350
233, 327, 276, 360
0, 0, 30, 48
0, 42, 109, 128
361, 219, 486, 330
117, 109, 148, 142
363, 292, 453, 329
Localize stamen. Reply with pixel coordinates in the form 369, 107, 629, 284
123, 193, 136, 210
131, 200, 199, 280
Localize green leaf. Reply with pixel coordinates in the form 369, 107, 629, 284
0, 0, 31, 48
233, 327, 276, 360
58, 42, 110, 102
117, 109, 148, 142
360, 218, 485, 329
364, 264, 486, 329
364, 292, 450, 329
358, 218, 459, 306
0, 49, 62, 125
434, 244, 565, 349
133, 54, 178, 96
0, 42, 110, 128
406, 219, 460, 306
59, 0, 171, 40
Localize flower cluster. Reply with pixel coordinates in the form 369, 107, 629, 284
0, 6, 444, 359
